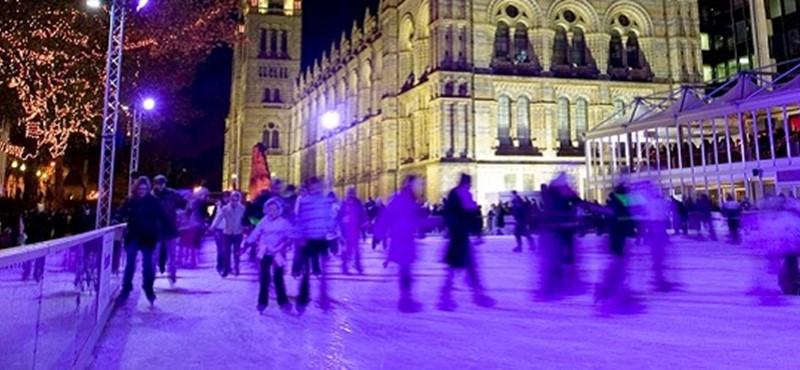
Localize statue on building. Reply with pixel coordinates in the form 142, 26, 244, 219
249, 142, 272, 201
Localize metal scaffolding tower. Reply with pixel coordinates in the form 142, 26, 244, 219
95, 0, 126, 228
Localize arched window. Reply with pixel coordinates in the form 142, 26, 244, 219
274, 89, 281, 102
551, 27, 569, 67
517, 96, 531, 146
444, 81, 455, 96
626, 31, 642, 68
494, 22, 511, 60
263, 123, 280, 149
498, 95, 512, 146
263, 88, 271, 103
259, 28, 268, 56
570, 27, 587, 66
513, 23, 530, 63
271, 131, 280, 149
270, 29, 278, 56
608, 30, 625, 69
575, 98, 588, 146
557, 97, 571, 149
280, 30, 288, 56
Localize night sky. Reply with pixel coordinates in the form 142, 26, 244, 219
186, 0, 378, 190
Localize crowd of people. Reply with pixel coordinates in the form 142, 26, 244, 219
4, 169, 799, 314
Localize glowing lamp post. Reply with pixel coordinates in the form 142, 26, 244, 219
128, 97, 156, 193
89, 0, 152, 228
320, 111, 340, 192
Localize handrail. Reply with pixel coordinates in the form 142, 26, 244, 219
0, 224, 126, 269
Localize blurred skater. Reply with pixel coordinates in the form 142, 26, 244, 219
294, 177, 336, 312
438, 174, 495, 311
537, 173, 583, 299
376, 175, 426, 312
337, 187, 368, 275
594, 182, 639, 312
721, 194, 742, 244
511, 191, 535, 252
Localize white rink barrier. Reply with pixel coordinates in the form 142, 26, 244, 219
0, 225, 126, 370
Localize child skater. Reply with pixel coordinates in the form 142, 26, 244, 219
246, 197, 294, 314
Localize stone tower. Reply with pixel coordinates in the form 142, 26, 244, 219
224, 0, 302, 191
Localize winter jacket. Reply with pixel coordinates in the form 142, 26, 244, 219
378, 189, 423, 265
152, 187, 187, 239
118, 194, 172, 248
246, 215, 293, 261
294, 192, 335, 240
337, 197, 368, 239
219, 203, 246, 235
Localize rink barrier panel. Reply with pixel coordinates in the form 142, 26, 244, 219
0, 224, 126, 370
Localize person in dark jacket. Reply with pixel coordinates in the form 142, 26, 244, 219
438, 173, 495, 311
117, 176, 172, 304
511, 191, 535, 252
22, 203, 51, 281
152, 175, 187, 285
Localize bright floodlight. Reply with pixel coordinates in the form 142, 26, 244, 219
142, 98, 156, 111
136, 0, 149, 11
321, 111, 340, 130
86, 0, 101, 9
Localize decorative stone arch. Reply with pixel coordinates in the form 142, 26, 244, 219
360, 59, 373, 88
416, 1, 431, 38
488, 0, 546, 28
603, 0, 654, 37
400, 13, 416, 51
547, 0, 601, 32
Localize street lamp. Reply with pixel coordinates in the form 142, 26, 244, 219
128, 96, 156, 193
320, 111, 340, 193
90, 0, 152, 228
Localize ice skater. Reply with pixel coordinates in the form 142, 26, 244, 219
537, 173, 583, 299
438, 174, 495, 311
375, 175, 426, 312
210, 191, 231, 275
246, 197, 294, 313
337, 187, 368, 275
594, 182, 639, 312
218, 191, 246, 277
294, 177, 336, 313
511, 191, 535, 252
151, 175, 187, 286
117, 176, 172, 305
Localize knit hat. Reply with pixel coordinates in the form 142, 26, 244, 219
264, 196, 285, 215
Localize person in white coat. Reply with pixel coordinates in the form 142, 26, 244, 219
246, 197, 294, 313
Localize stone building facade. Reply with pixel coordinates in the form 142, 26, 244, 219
225, 0, 702, 204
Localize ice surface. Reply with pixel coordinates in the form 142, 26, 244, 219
91, 235, 800, 369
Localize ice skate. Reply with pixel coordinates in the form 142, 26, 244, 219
117, 290, 131, 304
168, 274, 177, 287
145, 290, 157, 306
437, 298, 457, 312
398, 298, 423, 313
473, 294, 496, 308
512, 246, 522, 253
257, 304, 267, 314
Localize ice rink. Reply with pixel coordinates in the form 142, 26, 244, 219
92, 235, 800, 369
